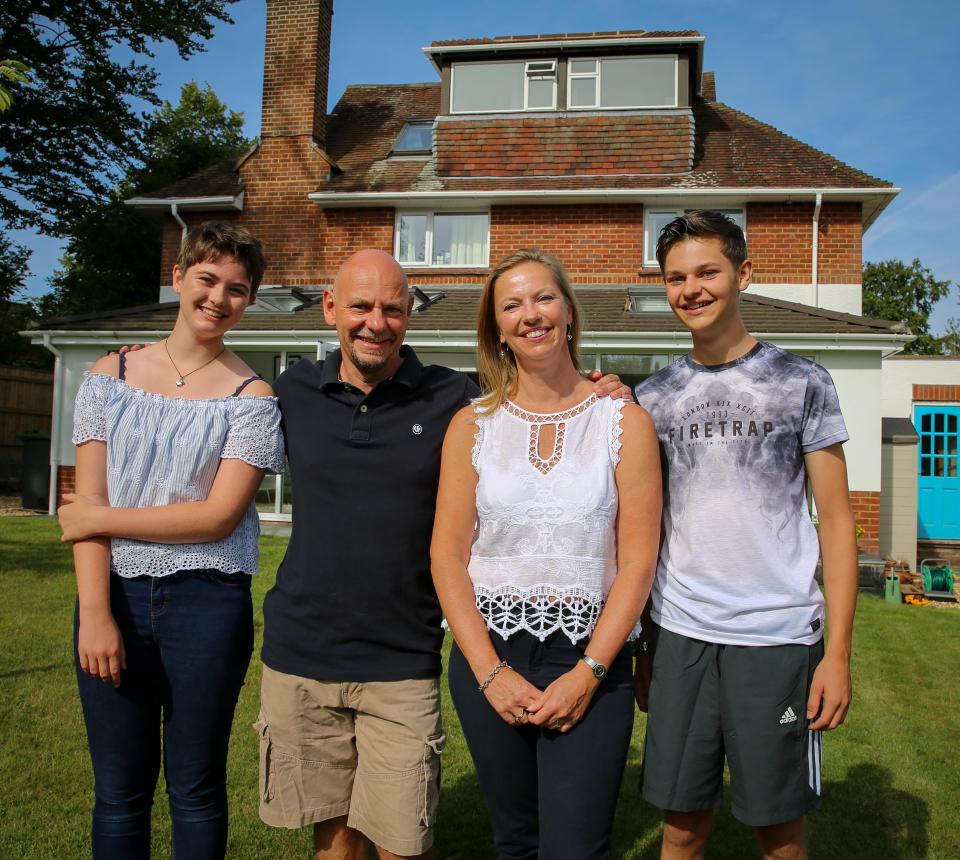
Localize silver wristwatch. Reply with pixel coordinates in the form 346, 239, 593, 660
580, 654, 607, 680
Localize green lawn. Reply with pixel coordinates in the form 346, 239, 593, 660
2, 516, 958, 858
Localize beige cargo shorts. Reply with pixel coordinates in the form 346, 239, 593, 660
255, 664, 446, 856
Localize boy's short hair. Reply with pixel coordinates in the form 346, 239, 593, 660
177, 221, 268, 293
655, 210, 748, 272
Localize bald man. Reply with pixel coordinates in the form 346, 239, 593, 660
258, 251, 626, 859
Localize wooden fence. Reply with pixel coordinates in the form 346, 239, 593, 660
0, 365, 53, 462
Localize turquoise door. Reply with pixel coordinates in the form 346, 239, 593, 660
916, 405, 960, 540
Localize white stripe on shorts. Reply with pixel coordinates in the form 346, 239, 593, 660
807, 729, 822, 795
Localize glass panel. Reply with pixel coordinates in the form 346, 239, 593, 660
948, 434, 958, 456
934, 457, 945, 477
570, 76, 597, 107
934, 436, 944, 455
255, 473, 277, 514
452, 62, 524, 112
433, 214, 489, 266
280, 465, 293, 514
948, 458, 958, 478
570, 59, 597, 75
920, 456, 931, 476
527, 77, 554, 109
600, 56, 675, 107
646, 211, 680, 263
935, 413, 944, 432
397, 214, 427, 264
601, 354, 670, 392
921, 436, 931, 454
921, 413, 931, 432
393, 122, 432, 151
948, 414, 957, 433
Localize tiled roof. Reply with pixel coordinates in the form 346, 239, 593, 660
435, 114, 693, 177
31, 292, 904, 337
133, 84, 892, 201
133, 148, 251, 200
429, 31, 700, 47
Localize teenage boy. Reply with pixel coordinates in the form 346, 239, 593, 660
633, 211, 857, 860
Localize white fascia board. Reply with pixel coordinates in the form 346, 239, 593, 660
422, 37, 705, 73
309, 186, 899, 209
124, 193, 243, 211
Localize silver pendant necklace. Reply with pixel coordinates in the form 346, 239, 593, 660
164, 339, 226, 387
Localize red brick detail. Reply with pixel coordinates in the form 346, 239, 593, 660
57, 465, 76, 508
912, 384, 960, 403
436, 115, 692, 177
490, 205, 645, 280
747, 202, 861, 285
262, 0, 332, 144
850, 490, 880, 556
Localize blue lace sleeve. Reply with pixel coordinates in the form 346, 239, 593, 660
221, 397, 286, 473
71, 373, 110, 445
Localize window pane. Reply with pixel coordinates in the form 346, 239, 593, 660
935, 413, 944, 432
921, 413, 931, 432
570, 59, 597, 75
527, 77, 554, 109
433, 214, 489, 266
646, 211, 680, 263
397, 214, 427, 263
921, 436, 931, 454
948, 457, 958, 478
601, 354, 669, 392
920, 456, 931, 476
600, 56, 675, 107
948, 414, 957, 433
393, 122, 432, 151
452, 62, 523, 112
570, 77, 597, 107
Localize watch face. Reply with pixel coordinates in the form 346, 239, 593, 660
592, 664, 605, 679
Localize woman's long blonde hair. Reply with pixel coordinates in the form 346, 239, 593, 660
475, 248, 584, 414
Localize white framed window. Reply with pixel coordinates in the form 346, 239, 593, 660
392, 121, 433, 154
451, 60, 556, 113
568, 55, 677, 109
643, 208, 746, 268
395, 211, 490, 267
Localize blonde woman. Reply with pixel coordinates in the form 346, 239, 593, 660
60, 222, 285, 859
431, 249, 662, 859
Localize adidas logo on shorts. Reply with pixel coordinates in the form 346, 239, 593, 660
779, 706, 798, 725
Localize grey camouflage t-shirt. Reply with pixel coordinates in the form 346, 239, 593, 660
634, 341, 848, 646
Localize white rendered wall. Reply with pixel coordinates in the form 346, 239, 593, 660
818, 350, 882, 493
748, 283, 862, 316
881, 356, 960, 417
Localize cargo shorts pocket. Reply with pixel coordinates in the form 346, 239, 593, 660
254, 715, 274, 803
419, 731, 446, 827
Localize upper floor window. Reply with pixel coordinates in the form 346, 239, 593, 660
392, 122, 433, 154
451, 60, 557, 113
644, 208, 746, 268
395, 211, 490, 267
568, 55, 677, 109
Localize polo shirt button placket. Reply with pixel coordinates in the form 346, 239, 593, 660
350, 401, 373, 442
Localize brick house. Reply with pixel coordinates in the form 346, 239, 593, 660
27, 0, 959, 569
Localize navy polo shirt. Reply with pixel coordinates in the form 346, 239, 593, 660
262, 345, 477, 682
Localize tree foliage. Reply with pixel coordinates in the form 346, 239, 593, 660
0, 232, 50, 368
37, 82, 251, 318
0, 1, 235, 234
862, 259, 953, 355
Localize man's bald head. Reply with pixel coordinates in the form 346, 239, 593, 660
334, 249, 409, 296
323, 249, 413, 391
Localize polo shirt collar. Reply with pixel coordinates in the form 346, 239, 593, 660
319, 345, 423, 391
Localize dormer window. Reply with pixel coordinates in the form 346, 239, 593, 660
568, 55, 677, 109
451, 60, 557, 113
392, 121, 433, 154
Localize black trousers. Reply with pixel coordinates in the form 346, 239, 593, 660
449, 631, 634, 860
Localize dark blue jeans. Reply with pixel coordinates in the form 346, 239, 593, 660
449, 631, 635, 860
75, 570, 254, 860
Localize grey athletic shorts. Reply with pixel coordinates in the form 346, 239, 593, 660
641, 626, 824, 827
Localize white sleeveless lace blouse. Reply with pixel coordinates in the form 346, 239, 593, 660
468, 393, 626, 643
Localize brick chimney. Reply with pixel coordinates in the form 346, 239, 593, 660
261, 0, 333, 145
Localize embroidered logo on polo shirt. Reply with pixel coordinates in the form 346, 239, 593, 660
412, 424, 423, 435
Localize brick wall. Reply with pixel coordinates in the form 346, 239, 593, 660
490, 205, 645, 281
57, 464, 76, 508
913, 384, 960, 403
747, 202, 861, 285
262, 0, 332, 144
850, 490, 880, 556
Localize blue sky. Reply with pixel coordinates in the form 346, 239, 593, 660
15, 0, 960, 332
